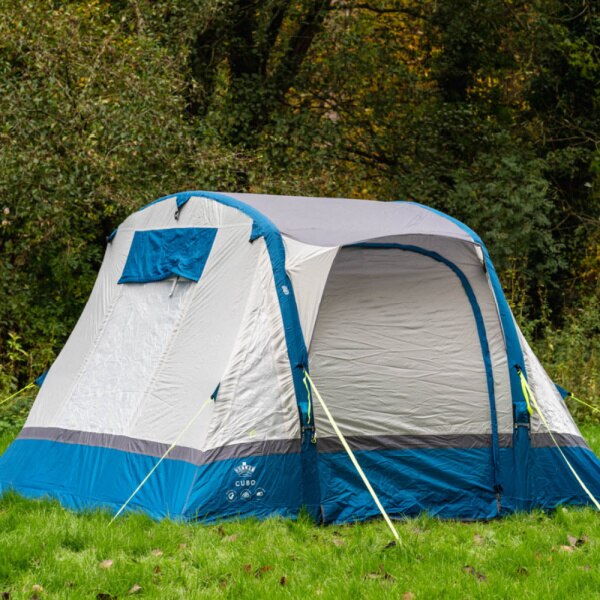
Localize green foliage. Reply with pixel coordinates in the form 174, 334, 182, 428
0, 0, 598, 404
528, 296, 600, 424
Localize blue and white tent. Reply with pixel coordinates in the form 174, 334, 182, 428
1, 191, 599, 523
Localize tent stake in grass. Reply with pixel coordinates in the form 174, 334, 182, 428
303, 370, 401, 543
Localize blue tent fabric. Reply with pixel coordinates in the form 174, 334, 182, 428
118, 228, 217, 284
2, 437, 600, 522
34, 371, 48, 387
555, 383, 570, 400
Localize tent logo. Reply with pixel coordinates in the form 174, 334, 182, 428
234, 461, 255, 478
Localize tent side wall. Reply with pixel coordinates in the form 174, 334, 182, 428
0, 194, 317, 521
408, 205, 600, 515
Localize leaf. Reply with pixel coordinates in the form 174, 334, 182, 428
516, 566, 529, 576
224, 535, 238, 542
99, 559, 114, 569
153, 566, 161, 574
178, 543, 187, 550
279, 576, 288, 586
150, 549, 163, 557
559, 545, 574, 553
244, 564, 252, 574
364, 564, 395, 582
577, 565, 591, 571
332, 537, 345, 547
473, 534, 484, 546
463, 566, 487, 581
402, 593, 415, 600
255, 565, 273, 578
31, 586, 43, 593
128, 584, 142, 595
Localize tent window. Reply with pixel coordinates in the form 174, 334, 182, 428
119, 228, 217, 284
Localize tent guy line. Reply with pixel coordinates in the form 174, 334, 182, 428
109, 396, 213, 526
304, 370, 400, 542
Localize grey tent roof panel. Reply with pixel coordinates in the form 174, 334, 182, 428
224, 193, 475, 247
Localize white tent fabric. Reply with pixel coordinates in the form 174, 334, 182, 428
228, 193, 475, 246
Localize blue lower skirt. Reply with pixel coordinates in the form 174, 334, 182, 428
1, 438, 599, 522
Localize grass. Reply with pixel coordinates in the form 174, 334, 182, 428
1, 427, 600, 599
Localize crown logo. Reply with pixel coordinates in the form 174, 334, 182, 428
234, 461, 255, 477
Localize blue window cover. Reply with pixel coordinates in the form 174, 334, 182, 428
119, 228, 217, 284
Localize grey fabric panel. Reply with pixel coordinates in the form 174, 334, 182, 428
227, 193, 473, 246
309, 247, 495, 438
316, 432, 589, 452
366, 235, 513, 435
530, 432, 589, 449
18, 427, 299, 465
318, 433, 514, 453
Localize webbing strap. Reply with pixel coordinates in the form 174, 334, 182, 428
0, 381, 36, 409
109, 396, 212, 525
303, 370, 400, 542
519, 374, 533, 416
517, 370, 600, 511
302, 371, 312, 424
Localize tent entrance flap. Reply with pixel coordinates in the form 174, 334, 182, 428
309, 244, 502, 498
119, 227, 217, 283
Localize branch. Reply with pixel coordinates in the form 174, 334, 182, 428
271, 0, 333, 97
327, 2, 423, 18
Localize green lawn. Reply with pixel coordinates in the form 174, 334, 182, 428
1, 427, 600, 599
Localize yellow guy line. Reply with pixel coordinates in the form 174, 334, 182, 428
0, 381, 36, 409
109, 396, 212, 525
303, 370, 400, 543
517, 370, 600, 511
568, 394, 600, 414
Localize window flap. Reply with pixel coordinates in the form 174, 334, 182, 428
119, 228, 217, 284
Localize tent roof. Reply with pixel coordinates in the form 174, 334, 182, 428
222, 193, 476, 247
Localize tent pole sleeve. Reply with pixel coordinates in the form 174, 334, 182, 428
303, 371, 400, 542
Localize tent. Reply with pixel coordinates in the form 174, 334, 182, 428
1, 191, 599, 523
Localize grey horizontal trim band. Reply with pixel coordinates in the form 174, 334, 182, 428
317, 433, 514, 453
530, 432, 589, 449
19, 427, 589, 461
18, 427, 299, 466
317, 432, 590, 453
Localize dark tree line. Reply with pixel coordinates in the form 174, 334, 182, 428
0, 0, 598, 399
